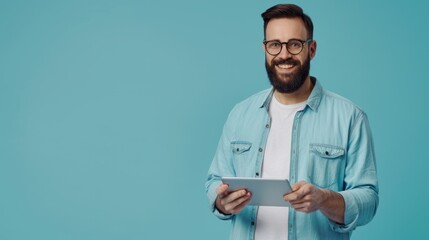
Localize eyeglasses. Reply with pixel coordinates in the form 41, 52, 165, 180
263, 39, 313, 56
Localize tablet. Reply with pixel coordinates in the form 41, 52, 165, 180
221, 177, 292, 207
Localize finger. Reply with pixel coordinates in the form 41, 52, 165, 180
291, 202, 315, 213
289, 193, 313, 204
289, 199, 309, 208
286, 181, 315, 201
222, 189, 248, 205
284, 189, 303, 202
290, 201, 308, 209
230, 193, 252, 214
291, 181, 306, 191
284, 192, 297, 202
216, 184, 229, 197
224, 192, 252, 213
284, 181, 307, 201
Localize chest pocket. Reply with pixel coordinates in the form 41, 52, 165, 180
231, 141, 252, 176
308, 144, 345, 189
231, 141, 252, 154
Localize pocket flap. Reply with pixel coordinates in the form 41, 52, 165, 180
231, 141, 252, 154
310, 144, 345, 159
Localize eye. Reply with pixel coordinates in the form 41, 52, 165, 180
268, 41, 281, 48
288, 41, 302, 49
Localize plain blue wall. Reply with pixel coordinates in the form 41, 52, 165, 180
1, 0, 428, 239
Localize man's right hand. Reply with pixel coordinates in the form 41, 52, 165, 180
215, 184, 252, 215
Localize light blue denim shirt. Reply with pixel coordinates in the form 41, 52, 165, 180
205, 77, 379, 240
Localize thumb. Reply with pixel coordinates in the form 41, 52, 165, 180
216, 183, 229, 195
291, 181, 306, 192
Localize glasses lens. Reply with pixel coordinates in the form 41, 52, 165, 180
266, 41, 282, 55
287, 40, 303, 55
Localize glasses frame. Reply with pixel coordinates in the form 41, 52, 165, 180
263, 38, 313, 56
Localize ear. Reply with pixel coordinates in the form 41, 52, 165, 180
309, 40, 317, 60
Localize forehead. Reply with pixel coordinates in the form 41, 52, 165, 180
265, 17, 308, 41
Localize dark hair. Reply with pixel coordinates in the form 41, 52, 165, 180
261, 4, 314, 40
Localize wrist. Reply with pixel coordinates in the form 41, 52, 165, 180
318, 189, 345, 224
319, 188, 331, 210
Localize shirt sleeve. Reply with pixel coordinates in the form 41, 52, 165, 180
205, 108, 237, 220
329, 111, 379, 233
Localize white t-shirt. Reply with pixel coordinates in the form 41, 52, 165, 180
254, 95, 306, 240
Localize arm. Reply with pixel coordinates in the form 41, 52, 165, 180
205, 109, 238, 219
335, 112, 379, 231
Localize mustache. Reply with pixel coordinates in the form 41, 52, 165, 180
272, 58, 300, 66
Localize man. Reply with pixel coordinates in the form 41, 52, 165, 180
205, 4, 379, 240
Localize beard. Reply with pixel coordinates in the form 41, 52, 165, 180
265, 54, 311, 93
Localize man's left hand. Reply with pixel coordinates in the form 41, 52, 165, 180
283, 181, 345, 224
283, 181, 328, 213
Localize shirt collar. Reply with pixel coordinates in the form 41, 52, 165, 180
259, 76, 323, 112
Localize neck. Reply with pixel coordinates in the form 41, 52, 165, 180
274, 76, 314, 105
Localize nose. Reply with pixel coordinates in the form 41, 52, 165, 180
277, 43, 292, 59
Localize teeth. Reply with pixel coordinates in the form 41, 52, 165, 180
277, 64, 294, 69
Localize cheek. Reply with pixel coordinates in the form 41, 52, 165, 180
265, 55, 275, 65
297, 55, 309, 65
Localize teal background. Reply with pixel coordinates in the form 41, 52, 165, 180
1, 0, 428, 239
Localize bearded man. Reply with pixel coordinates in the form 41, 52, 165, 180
205, 4, 379, 240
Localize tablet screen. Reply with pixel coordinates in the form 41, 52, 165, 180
221, 177, 292, 207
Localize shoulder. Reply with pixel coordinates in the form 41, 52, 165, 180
321, 89, 367, 117
235, 88, 271, 107
222, 88, 271, 126
230, 88, 271, 114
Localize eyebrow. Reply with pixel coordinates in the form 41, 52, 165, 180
265, 38, 305, 42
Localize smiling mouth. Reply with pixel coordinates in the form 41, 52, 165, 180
276, 63, 295, 69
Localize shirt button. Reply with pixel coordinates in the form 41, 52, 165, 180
259, 148, 263, 152
256, 172, 259, 176
265, 124, 270, 128
251, 221, 255, 225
